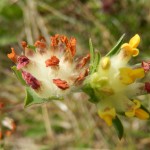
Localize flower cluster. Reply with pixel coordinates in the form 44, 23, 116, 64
84, 34, 150, 129
8, 34, 150, 139
8, 35, 89, 105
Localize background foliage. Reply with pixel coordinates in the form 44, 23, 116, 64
0, 0, 150, 149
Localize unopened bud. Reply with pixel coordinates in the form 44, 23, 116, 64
101, 57, 111, 70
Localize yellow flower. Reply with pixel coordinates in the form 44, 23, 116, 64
98, 108, 116, 126
121, 34, 140, 57
125, 100, 149, 120
119, 67, 145, 85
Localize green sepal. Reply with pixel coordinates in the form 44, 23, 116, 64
27, 45, 36, 51
11, 66, 26, 85
89, 38, 94, 74
82, 83, 99, 103
112, 116, 124, 140
24, 87, 63, 107
91, 52, 101, 74
89, 38, 101, 74
89, 38, 94, 65
106, 34, 125, 57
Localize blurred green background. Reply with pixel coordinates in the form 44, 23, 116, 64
0, 0, 150, 149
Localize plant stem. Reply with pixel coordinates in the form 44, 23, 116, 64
42, 104, 53, 139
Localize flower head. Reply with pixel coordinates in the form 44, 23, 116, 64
83, 34, 149, 131
8, 34, 89, 102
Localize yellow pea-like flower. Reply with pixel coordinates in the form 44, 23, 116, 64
121, 34, 140, 57
125, 100, 149, 120
98, 108, 116, 126
119, 67, 145, 85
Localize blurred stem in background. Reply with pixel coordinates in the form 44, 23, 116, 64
42, 104, 53, 139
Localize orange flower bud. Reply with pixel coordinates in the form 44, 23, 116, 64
45, 56, 60, 67
7, 48, 17, 63
53, 79, 69, 90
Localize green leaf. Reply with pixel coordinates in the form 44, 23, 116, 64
82, 83, 99, 103
106, 34, 125, 57
89, 38, 95, 64
89, 39, 101, 74
11, 66, 26, 85
91, 52, 101, 74
27, 45, 36, 51
112, 116, 124, 140
89, 38, 95, 73
24, 87, 63, 107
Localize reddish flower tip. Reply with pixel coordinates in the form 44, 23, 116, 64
21, 41, 27, 49
142, 61, 150, 72
34, 40, 46, 49
7, 48, 17, 63
145, 82, 150, 93
60, 35, 68, 44
75, 68, 89, 84
17, 56, 29, 69
53, 79, 69, 90
22, 71, 40, 89
51, 34, 59, 47
50, 34, 77, 57
67, 37, 76, 57
77, 53, 90, 68
45, 56, 60, 67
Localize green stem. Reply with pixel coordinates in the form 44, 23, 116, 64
42, 104, 54, 139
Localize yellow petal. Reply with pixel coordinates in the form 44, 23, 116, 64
120, 76, 133, 85
135, 108, 149, 120
119, 67, 131, 74
119, 68, 134, 85
121, 43, 133, 57
121, 43, 130, 50
125, 100, 149, 119
103, 115, 113, 126
129, 34, 140, 48
98, 108, 116, 126
125, 111, 135, 117
132, 48, 139, 57
130, 68, 145, 80
133, 100, 141, 109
